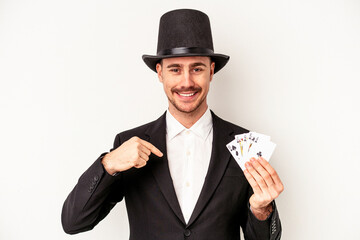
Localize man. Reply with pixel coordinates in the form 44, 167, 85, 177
62, 9, 283, 240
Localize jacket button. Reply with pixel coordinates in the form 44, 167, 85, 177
184, 229, 191, 237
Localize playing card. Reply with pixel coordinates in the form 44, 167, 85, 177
249, 132, 271, 141
247, 140, 276, 162
227, 138, 246, 170
235, 133, 249, 159
226, 139, 241, 161
247, 132, 270, 154
228, 131, 276, 171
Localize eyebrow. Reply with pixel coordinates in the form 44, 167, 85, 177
167, 64, 181, 68
190, 62, 207, 68
166, 62, 207, 68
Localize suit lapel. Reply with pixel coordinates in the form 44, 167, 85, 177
145, 112, 186, 225
187, 111, 246, 227
144, 111, 247, 227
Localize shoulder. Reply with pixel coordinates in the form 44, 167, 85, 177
114, 112, 166, 144
211, 110, 249, 135
119, 120, 156, 140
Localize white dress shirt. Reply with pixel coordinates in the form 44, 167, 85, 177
166, 108, 213, 223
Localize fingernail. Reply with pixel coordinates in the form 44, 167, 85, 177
250, 158, 255, 162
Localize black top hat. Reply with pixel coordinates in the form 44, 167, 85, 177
142, 9, 230, 73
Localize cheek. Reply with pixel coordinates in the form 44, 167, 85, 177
200, 80, 211, 92
162, 77, 177, 91
162, 81, 173, 95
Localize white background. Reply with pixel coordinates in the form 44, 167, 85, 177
1, 0, 360, 239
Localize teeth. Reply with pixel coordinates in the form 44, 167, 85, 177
179, 92, 195, 97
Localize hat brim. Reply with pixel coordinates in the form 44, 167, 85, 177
142, 53, 230, 74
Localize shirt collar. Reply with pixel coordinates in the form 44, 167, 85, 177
166, 108, 213, 141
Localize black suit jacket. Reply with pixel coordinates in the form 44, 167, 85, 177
62, 111, 281, 240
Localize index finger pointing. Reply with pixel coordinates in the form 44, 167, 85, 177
140, 139, 163, 157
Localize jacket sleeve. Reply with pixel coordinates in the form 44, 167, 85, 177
242, 201, 282, 240
241, 185, 282, 240
61, 134, 124, 234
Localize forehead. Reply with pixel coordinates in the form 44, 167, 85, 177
161, 56, 211, 66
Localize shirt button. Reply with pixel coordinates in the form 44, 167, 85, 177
185, 130, 190, 135
184, 229, 191, 237
186, 151, 191, 156
186, 182, 190, 187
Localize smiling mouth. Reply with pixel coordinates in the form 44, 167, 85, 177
173, 87, 201, 99
178, 92, 196, 97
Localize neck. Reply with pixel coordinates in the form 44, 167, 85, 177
168, 103, 208, 129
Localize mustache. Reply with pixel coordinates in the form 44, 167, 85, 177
171, 87, 202, 93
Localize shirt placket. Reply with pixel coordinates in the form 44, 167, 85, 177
183, 129, 194, 222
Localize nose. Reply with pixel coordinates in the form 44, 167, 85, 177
179, 70, 195, 88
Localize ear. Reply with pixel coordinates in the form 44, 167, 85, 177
156, 63, 163, 83
210, 62, 215, 82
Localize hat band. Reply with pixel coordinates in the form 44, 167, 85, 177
157, 47, 214, 56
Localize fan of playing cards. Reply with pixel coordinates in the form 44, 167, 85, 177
226, 132, 276, 171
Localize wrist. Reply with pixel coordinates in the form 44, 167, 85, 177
102, 154, 117, 176
250, 203, 273, 220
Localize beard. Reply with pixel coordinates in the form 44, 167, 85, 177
167, 87, 206, 114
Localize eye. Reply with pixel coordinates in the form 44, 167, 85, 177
170, 68, 180, 73
193, 67, 203, 72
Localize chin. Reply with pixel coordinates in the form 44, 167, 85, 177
168, 94, 207, 114
174, 102, 203, 114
